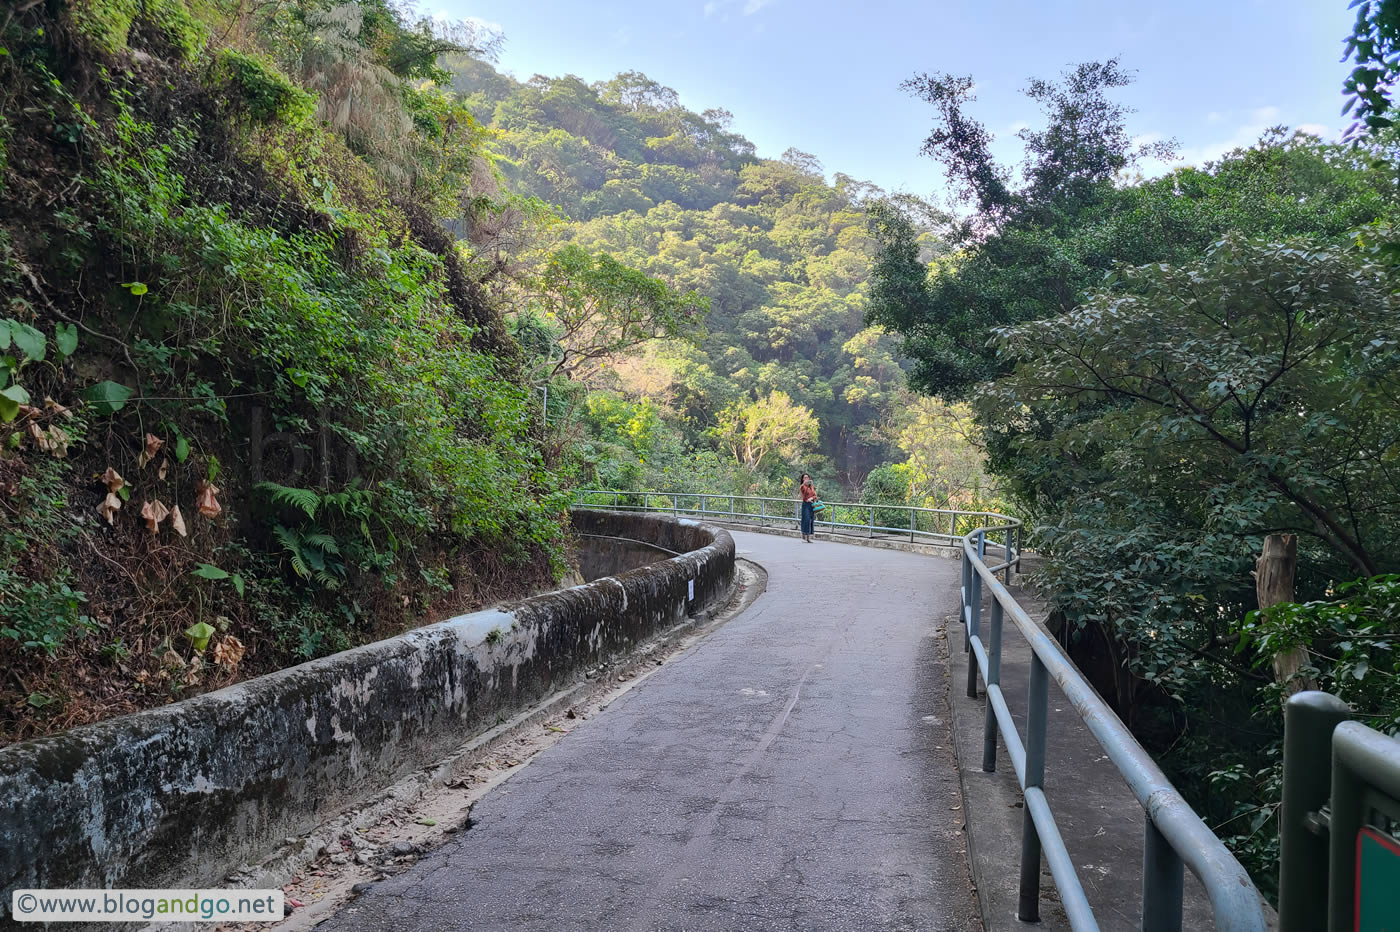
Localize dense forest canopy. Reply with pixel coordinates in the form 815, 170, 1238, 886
446, 57, 983, 503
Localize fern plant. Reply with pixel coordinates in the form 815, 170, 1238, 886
272, 525, 346, 589
255, 481, 377, 539
256, 481, 322, 519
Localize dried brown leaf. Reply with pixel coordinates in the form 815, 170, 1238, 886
44, 397, 73, 419
45, 425, 71, 458
195, 480, 222, 519
98, 492, 122, 525
140, 499, 169, 534
102, 467, 126, 493
170, 505, 187, 538
157, 458, 168, 481
213, 634, 246, 669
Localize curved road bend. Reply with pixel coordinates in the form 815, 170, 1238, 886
324, 530, 980, 931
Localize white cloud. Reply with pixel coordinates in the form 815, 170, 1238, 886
1296, 122, 1333, 138
703, 1, 718, 16
461, 14, 504, 34
1134, 105, 1295, 175
743, 0, 775, 12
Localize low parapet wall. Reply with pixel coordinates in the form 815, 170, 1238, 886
0, 511, 733, 913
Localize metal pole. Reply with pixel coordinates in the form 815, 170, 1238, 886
869, 505, 875, 538
981, 598, 1003, 772
966, 538, 983, 699
1279, 691, 1350, 932
961, 548, 970, 654
1018, 654, 1049, 922
1143, 818, 1185, 932
909, 507, 915, 543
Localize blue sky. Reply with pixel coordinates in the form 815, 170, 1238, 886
436, 0, 1356, 203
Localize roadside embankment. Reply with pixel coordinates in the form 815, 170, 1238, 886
0, 511, 733, 917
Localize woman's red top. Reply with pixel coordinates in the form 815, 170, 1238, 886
800, 482, 817, 503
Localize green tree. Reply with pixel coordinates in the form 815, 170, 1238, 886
532, 244, 708, 383
714, 391, 819, 473
986, 235, 1400, 579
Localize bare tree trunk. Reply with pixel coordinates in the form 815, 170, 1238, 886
1257, 534, 1313, 697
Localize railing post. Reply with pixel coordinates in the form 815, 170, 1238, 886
965, 535, 983, 699
961, 547, 971, 654
981, 598, 1003, 772
1018, 654, 1049, 923
1278, 691, 1350, 932
869, 504, 875, 538
1143, 818, 1184, 932
1004, 528, 1013, 585
909, 507, 915, 543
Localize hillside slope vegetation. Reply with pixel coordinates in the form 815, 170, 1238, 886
0, 1, 568, 741
450, 59, 994, 505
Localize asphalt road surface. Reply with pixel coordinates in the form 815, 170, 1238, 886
323, 530, 979, 931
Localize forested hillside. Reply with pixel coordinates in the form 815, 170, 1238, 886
449, 58, 995, 508
866, 58, 1400, 895
0, 0, 569, 741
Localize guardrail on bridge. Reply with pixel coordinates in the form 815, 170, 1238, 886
572, 490, 1271, 930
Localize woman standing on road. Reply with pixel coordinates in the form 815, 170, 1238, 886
799, 473, 817, 543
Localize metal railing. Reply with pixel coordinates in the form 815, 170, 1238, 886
570, 490, 1268, 929
961, 525, 1269, 931
1278, 691, 1400, 932
571, 489, 1019, 571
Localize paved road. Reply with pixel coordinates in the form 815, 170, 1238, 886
324, 531, 979, 931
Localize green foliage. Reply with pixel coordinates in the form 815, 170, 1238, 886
0, 0, 572, 739
533, 243, 708, 381
987, 235, 1400, 579
455, 59, 929, 487
861, 463, 910, 529
1343, 0, 1400, 135
0, 462, 95, 657
1239, 576, 1400, 731
72, 0, 205, 60
870, 63, 1398, 400
713, 390, 819, 474
210, 49, 316, 127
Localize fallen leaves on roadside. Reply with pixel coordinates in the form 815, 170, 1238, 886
213, 634, 245, 670
170, 505, 187, 538
44, 397, 73, 419
102, 467, 125, 493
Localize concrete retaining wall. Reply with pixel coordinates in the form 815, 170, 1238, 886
0, 511, 733, 913
575, 534, 675, 582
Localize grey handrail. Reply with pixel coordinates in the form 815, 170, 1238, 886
572, 489, 1020, 568
569, 490, 1267, 928
961, 525, 1269, 931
